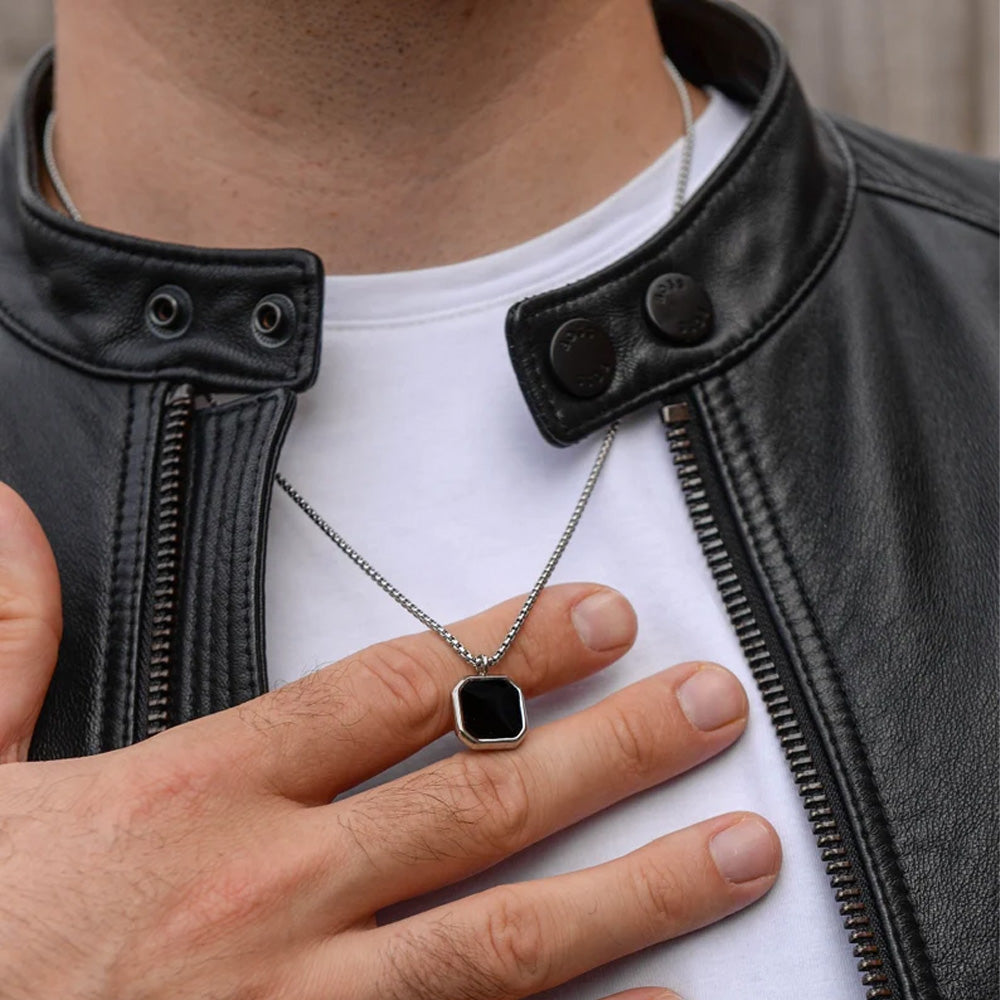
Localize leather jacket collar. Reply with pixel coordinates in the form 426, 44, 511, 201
0, 0, 851, 443
1, 2, 997, 996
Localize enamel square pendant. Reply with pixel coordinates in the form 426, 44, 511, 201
452, 675, 527, 750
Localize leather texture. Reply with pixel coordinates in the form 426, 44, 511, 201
5, 53, 324, 392
507, 0, 853, 446
0, 1, 995, 997
692, 144, 999, 996
172, 390, 296, 726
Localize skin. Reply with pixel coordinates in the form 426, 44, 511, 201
50, 0, 707, 271
5, 3, 779, 996
0, 482, 778, 998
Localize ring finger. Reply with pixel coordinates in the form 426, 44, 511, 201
347, 812, 780, 1000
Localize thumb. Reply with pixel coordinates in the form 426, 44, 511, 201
0, 483, 61, 762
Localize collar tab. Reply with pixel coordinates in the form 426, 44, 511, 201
0, 50, 323, 392
505, 0, 854, 445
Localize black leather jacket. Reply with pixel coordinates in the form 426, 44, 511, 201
0, 2, 995, 997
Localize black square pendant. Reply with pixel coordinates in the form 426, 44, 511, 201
452, 675, 527, 750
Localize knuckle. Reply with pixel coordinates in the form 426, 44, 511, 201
443, 754, 533, 853
629, 851, 684, 931
263, 660, 350, 721
381, 925, 479, 1000
0, 571, 40, 619
356, 640, 446, 735
600, 701, 662, 783
161, 850, 290, 950
182, 858, 265, 932
118, 750, 215, 826
481, 887, 551, 990
505, 621, 552, 688
0, 613, 59, 662
333, 805, 387, 870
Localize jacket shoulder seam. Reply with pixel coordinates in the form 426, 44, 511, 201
699, 374, 938, 996
857, 176, 999, 234
832, 118, 999, 233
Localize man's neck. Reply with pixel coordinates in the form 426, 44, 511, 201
52, 0, 703, 273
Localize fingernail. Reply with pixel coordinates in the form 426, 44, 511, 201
676, 666, 746, 731
710, 817, 778, 883
571, 590, 635, 651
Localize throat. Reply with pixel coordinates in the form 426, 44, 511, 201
50, 0, 705, 272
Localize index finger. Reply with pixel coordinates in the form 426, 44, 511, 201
0, 482, 62, 763
159, 582, 636, 802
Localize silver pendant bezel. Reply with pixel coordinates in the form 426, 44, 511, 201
452, 675, 527, 750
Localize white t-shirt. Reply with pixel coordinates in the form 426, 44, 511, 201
266, 87, 859, 998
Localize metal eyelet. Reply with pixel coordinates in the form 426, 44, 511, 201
251, 294, 295, 348
144, 285, 192, 339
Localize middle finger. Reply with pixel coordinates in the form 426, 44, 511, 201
317, 659, 748, 918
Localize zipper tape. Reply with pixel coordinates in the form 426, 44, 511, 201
662, 399, 894, 1000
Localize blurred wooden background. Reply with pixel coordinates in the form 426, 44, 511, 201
747, 0, 998, 156
1, 0, 997, 155
0, 0, 51, 118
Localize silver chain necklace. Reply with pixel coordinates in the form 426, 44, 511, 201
44, 56, 694, 748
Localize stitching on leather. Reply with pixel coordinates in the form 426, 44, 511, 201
856, 179, 999, 235
194, 412, 221, 716
293, 276, 314, 385
243, 398, 275, 702
232, 403, 257, 708
22, 194, 314, 274
104, 383, 135, 750
230, 404, 251, 708
240, 407, 260, 705
706, 374, 935, 996
847, 128, 959, 205
510, 89, 840, 433
219, 406, 246, 710
666, 112, 855, 377
515, 107, 857, 441
858, 169, 996, 231
206, 398, 259, 710
0, 297, 311, 390
203, 414, 223, 709
10, 208, 319, 384
122, 386, 155, 743
181, 411, 201, 719
838, 119, 998, 229
190, 397, 274, 713
505, 68, 804, 429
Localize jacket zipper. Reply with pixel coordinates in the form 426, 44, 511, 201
661, 399, 893, 1000
146, 383, 194, 737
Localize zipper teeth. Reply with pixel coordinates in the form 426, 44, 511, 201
664, 410, 892, 1000
146, 385, 193, 737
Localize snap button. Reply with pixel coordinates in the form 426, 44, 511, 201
644, 273, 713, 344
251, 293, 296, 349
144, 285, 192, 339
548, 318, 616, 398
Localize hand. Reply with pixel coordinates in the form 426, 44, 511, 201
0, 484, 780, 1000
0, 483, 61, 762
